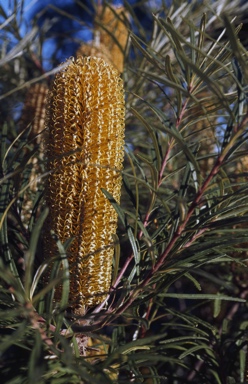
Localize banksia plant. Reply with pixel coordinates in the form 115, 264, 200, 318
20, 83, 48, 145
19, 83, 48, 225
94, 5, 129, 73
77, 5, 129, 73
43, 56, 125, 310
3, 1, 248, 383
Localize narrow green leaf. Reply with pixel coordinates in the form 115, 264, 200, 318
112, 234, 120, 284
184, 272, 201, 291
179, 344, 216, 359
28, 330, 44, 382
223, 15, 248, 82
160, 293, 245, 302
213, 295, 222, 318
131, 107, 162, 172
196, 14, 206, 66
165, 55, 182, 114
127, 226, 140, 276
25, 208, 49, 299
102, 188, 127, 228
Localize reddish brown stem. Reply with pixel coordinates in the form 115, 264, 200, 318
113, 142, 232, 316
112, 101, 248, 318
111, 95, 192, 315
158, 139, 173, 187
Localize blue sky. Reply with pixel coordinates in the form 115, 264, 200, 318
0, 0, 95, 70
0, 0, 162, 70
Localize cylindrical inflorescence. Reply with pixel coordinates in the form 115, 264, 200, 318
20, 83, 48, 143
20, 83, 48, 226
77, 5, 129, 73
95, 5, 129, 71
44, 56, 125, 308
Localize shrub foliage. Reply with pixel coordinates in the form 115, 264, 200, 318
1, 1, 248, 383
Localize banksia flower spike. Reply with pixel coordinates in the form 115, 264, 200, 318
95, 5, 129, 73
44, 56, 125, 309
77, 5, 129, 73
20, 83, 48, 144
20, 83, 48, 225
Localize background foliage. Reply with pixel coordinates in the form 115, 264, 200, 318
1, 0, 248, 383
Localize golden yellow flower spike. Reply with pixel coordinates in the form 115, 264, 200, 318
43, 56, 125, 310
20, 83, 48, 226
77, 5, 129, 73
20, 83, 48, 144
